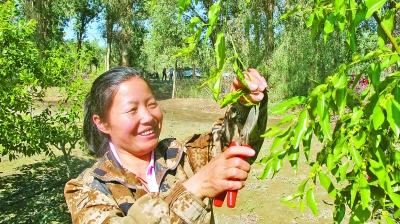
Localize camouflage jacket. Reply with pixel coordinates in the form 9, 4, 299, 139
64, 98, 268, 224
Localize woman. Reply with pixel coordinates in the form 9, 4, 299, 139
64, 66, 268, 223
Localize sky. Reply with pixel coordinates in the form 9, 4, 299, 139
64, 19, 106, 47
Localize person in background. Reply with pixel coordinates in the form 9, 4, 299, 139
162, 67, 167, 81
64, 66, 268, 223
169, 68, 174, 81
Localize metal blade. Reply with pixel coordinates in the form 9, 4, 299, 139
241, 105, 259, 144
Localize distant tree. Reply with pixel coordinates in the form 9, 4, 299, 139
20, 0, 70, 53
71, 0, 103, 54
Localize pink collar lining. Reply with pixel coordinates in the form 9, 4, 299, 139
109, 142, 159, 192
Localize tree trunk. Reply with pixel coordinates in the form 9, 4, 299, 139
264, 0, 275, 57
172, 60, 177, 99
105, 43, 111, 70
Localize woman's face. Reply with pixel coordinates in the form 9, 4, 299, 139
97, 77, 163, 158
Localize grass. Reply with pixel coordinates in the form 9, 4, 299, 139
0, 150, 96, 223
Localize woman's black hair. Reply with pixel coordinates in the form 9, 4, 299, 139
83, 66, 150, 157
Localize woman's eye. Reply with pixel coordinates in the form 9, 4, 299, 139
148, 101, 158, 108
128, 108, 138, 113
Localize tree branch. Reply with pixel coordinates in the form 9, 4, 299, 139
373, 11, 400, 54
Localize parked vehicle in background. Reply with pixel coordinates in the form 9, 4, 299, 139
168, 67, 203, 79
182, 67, 202, 78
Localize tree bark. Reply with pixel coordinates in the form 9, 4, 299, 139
264, 0, 275, 57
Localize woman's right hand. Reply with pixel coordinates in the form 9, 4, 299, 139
182, 145, 255, 200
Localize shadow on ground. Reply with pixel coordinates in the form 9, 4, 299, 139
0, 155, 96, 223
149, 78, 173, 100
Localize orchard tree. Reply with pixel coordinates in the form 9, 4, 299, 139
0, 2, 92, 176
178, 0, 400, 223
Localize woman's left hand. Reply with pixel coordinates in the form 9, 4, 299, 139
230, 68, 267, 105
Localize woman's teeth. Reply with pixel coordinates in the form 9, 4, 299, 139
141, 129, 154, 136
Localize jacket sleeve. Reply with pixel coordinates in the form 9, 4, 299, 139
64, 171, 210, 223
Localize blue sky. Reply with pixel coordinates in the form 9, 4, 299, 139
64, 20, 106, 47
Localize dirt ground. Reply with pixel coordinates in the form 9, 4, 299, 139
157, 96, 335, 224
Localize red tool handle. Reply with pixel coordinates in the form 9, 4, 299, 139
213, 142, 251, 208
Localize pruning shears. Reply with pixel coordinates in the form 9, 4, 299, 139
214, 105, 259, 208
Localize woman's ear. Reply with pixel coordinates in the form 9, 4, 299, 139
93, 115, 110, 134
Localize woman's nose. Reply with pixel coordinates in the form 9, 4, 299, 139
139, 107, 153, 123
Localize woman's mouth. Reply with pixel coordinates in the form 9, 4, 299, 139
140, 129, 154, 136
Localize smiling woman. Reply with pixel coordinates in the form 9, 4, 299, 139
64, 66, 268, 223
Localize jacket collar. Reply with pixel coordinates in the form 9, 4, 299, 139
91, 138, 184, 186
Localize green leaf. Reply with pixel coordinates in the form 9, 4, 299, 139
302, 126, 313, 161
372, 103, 385, 130
348, 27, 358, 52
365, 0, 386, 19
333, 203, 346, 223
323, 14, 335, 43
332, 72, 347, 89
318, 172, 336, 198
389, 193, 400, 209
306, 12, 315, 28
384, 216, 397, 224
214, 31, 226, 70
333, 88, 347, 116
348, 108, 363, 127
339, 161, 349, 181
369, 159, 393, 194
288, 146, 299, 174
220, 89, 246, 108
277, 114, 296, 127
359, 174, 370, 210
306, 188, 318, 216
259, 159, 274, 180
273, 156, 284, 174
326, 154, 335, 172
270, 126, 291, 152
261, 126, 283, 137
280, 5, 302, 20
233, 60, 247, 89
281, 193, 302, 203
309, 84, 327, 97
394, 85, 400, 104
332, 72, 348, 116
386, 99, 400, 138
292, 110, 308, 149
271, 96, 307, 115
349, 144, 362, 168
381, 54, 399, 70
368, 62, 381, 91
317, 94, 332, 141
188, 17, 201, 34
352, 130, 366, 149
211, 74, 222, 102
334, 0, 344, 15
300, 200, 305, 212
350, 180, 359, 208
205, 1, 221, 41
354, 2, 367, 27
350, 204, 371, 223
363, 50, 376, 60
378, 8, 396, 50
298, 177, 310, 195
311, 9, 323, 39
177, 0, 191, 21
